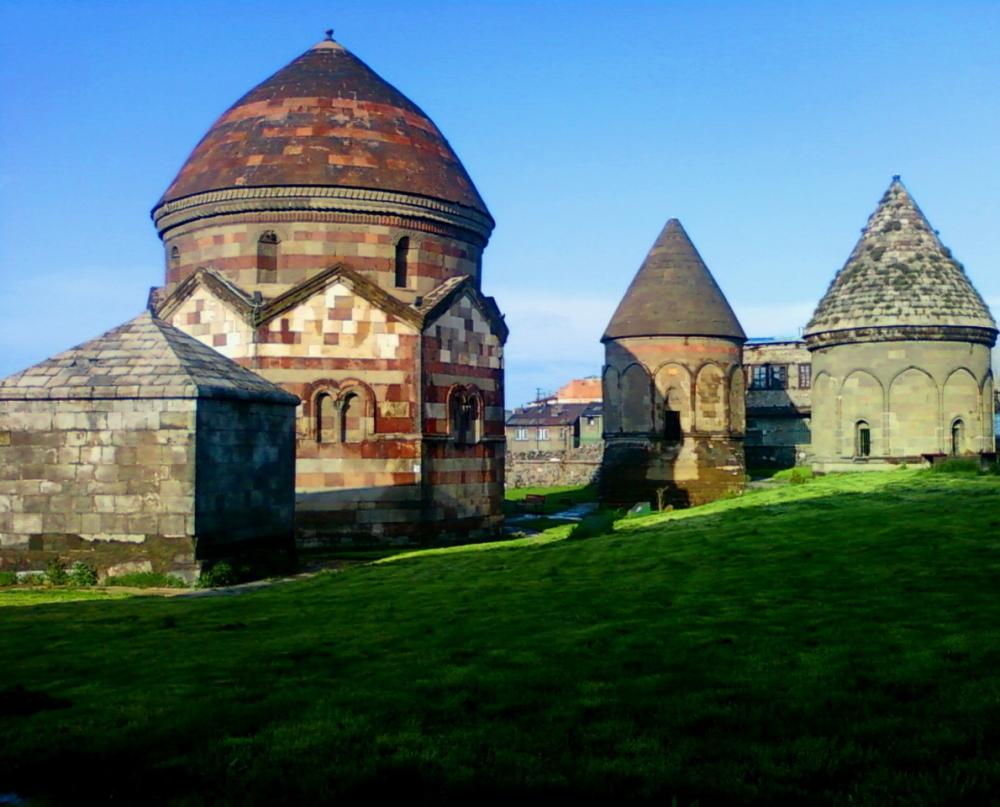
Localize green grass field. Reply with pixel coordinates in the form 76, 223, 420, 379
3, 470, 1000, 805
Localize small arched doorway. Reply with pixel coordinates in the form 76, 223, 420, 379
951, 419, 965, 456
855, 420, 871, 458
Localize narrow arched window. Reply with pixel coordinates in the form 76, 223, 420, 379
341, 392, 361, 443
449, 390, 466, 443
395, 237, 410, 288
855, 421, 871, 457
468, 395, 481, 443
258, 231, 279, 283
315, 393, 335, 443
951, 419, 964, 456
169, 246, 180, 278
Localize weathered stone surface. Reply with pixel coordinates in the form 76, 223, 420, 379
0, 314, 299, 577
507, 444, 602, 489
806, 179, 997, 472
601, 220, 746, 508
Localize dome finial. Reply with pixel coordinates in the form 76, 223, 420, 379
892, 173, 901, 181
324, 28, 334, 41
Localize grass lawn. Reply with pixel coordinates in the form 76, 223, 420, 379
0, 588, 138, 607
4, 470, 1000, 804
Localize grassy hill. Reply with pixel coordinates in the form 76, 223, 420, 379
3, 470, 1000, 805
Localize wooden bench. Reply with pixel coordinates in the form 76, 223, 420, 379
517, 494, 546, 514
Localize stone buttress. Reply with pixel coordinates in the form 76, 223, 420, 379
600, 219, 747, 508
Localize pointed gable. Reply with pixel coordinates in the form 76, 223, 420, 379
805, 178, 997, 337
0, 311, 298, 403
603, 219, 745, 342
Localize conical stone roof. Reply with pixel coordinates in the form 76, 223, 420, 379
602, 219, 746, 342
155, 34, 489, 217
0, 311, 300, 403
805, 178, 996, 342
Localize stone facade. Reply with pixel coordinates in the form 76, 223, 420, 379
150, 34, 506, 544
506, 402, 599, 454
601, 220, 746, 507
744, 340, 812, 467
804, 179, 997, 472
0, 313, 298, 581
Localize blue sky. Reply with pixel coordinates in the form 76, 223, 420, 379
2, 1, 998, 407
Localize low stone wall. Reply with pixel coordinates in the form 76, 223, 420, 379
506, 443, 602, 489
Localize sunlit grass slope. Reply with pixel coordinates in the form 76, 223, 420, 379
3, 471, 1000, 805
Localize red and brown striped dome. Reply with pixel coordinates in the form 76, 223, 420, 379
155, 35, 489, 216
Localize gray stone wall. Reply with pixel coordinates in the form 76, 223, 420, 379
194, 399, 297, 552
507, 443, 602, 489
0, 398, 199, 577
810, 339, 994, 472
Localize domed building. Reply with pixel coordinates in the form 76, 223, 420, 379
151, 33, 507, 544
600, 219, 747, 507
804, 177, 997, 472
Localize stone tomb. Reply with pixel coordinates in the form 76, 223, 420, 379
0, 311, 299, 582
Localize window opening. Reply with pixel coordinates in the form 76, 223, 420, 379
537, 427, 549, 441
664, 409, 682, 442
951, 419, 964, 456
395, 237, 410, 288
340, 392, 361, 443
315, 393, 335, 443
169, 246, 180, 277
258, 231, 279, 283
798, 363, 812, 390
750, 363, 789, 390
515, 428, 527, 441
855, 421, 871, 457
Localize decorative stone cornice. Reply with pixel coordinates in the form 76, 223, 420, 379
804, 324, 998, 351
151, 185, 495, 241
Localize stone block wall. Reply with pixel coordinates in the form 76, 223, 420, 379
194, 399, 296, 553
0, 398, 200, 579
421, 292, 505, 542
601, 335, 745, 507
810, 339, 994, 471
163, 216, 484, 299
506, 444, 602, 489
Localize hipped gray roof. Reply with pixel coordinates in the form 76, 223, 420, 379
0, 311, 300, 403
603, 219, 746, 342
805, 178, 996, 337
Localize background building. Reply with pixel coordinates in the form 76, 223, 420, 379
744, 339, 812, 468
506, 401, 602, 454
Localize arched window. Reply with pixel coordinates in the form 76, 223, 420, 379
315, 393, 335, 443
169, 245, 180, 277
449, 388, 481, 445
341, 392, 362, 443
395, 237, 410, 288
951, 419, 965, 456
855, 421, 871, 458
258, 231, 279, 283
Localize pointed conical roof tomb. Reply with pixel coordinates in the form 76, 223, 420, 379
603, 218, 745, 342
0, 311, 299, 403
805, 177, 996, 341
